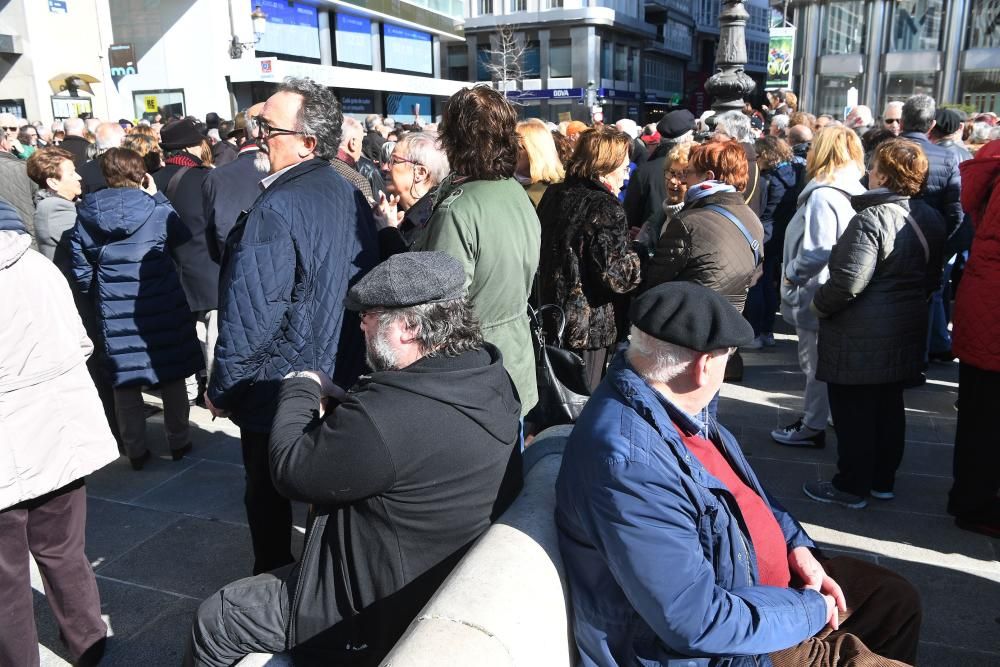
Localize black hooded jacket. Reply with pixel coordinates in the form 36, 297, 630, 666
269, 343, 522, 665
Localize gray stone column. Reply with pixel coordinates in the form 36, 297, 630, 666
706, 0, 756, 113
864, 1, 887, 109
318, 10, 333, 66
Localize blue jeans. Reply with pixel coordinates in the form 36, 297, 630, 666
927, 255, 956, 356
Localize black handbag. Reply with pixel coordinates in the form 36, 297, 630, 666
525, 304, 591, 431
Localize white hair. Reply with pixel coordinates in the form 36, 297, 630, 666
63, 117, 85, 136
714, 110, 753, 143
971, 122, 994, 143
990, 126, 1000, 142
615, 118, 639, 139
626, 328, 702, 384
883, 101, 904, 117
339, 115, 364, 150
771, 114, 790, 132
396, 131, 450, 184
93, 122, 124, 152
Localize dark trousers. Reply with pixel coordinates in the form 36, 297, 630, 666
240, 429, 294, 575
771, 556, 921, 666
745, 244, 781, 336
0, 480, 106, 666
576, 346, 612, 394
948, 363, 1000, 519
828, 382, 906, 497
184, 567, 292, 667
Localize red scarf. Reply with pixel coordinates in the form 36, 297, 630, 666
165, 153, 201, 168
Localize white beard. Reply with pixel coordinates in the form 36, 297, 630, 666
254, 150, 271, 173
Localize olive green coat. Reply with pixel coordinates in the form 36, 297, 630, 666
413, 176, 540, 415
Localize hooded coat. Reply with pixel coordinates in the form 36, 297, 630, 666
0, 203, 118, 510
780, 169, 867, 331
70, 188, 203, 388
952, 140, 1000, 372
269, 344, 522, 664
813, 189, 946, 385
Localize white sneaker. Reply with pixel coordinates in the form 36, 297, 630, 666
771, 419, 826, 448
870, 490, 895, 500
742, 336, 764, 350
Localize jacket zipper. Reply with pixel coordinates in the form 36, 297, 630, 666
287, 511, 324, 646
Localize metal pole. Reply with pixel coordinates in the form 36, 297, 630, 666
705, 0, 756, 114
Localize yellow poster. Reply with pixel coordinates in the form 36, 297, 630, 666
558, 111, 572, 123
144, 96, 158, 113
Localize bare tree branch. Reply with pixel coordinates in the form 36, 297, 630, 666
484, 25, 526, 97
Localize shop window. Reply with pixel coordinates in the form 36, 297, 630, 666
884, 72, 938, 106
549, 40, 572, 78
961, 69, 1000, 113
816, 74, 861, 118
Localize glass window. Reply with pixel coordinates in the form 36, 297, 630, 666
961, 70, 1000, 113
547, 0, 564, 7
891, 0, 945, 51
629, 47, 639, 85
614, 44, 627, 80
821, 1, 866, 55
510, 0, 527, 9
601, 41, 613, 79
447, 45, 468, 81
479, 0, 494, 14
884, 72, 937, 105
477, 45, 492, 81
549, 40, 572, 78
523, 40, 540, 77
968, 0, 1000, 48
815, 74, 861, 118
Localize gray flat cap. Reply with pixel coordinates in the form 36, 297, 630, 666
346, 251, 466, 311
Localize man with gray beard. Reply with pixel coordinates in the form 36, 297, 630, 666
187, 251, 522, 666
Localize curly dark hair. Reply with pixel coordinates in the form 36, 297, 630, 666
438, 86, 518, 180
277, 77, 343, 161
754, 135, 794, 171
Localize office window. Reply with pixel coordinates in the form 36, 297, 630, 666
961, 69, 1000, 113
479, 0, 494, 14
510, 0, 527, 9
523, 40, 540, 77
614, 44, 627, 80
549, 39, 572, 77
816, 74, 861, 117
447, 45, 468, 81
891, 0, 945, 51
968, 0, 1000, 48
821, 1, 866, 55
477, 45, 493, 81
601, 41, 613, 79
546, 0, 564, 8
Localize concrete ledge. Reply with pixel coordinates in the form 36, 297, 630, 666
382, 426, 573, 666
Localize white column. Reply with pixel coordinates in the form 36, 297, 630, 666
318, 9, 333, 66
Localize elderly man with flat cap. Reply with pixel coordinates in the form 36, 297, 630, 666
556, 281, 921, 667
186, 251, 523, 667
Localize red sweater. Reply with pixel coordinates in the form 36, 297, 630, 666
679, 430, 791, 587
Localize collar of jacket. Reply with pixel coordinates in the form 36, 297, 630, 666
682, 189, 746, 211
336, 149, 358, 169
259, 158, 330, 194
566, 174, 616, 196
851, 187, 909, 212
238, 142, 259, 155
901, 131, 932, 146
165, 152, 202, 168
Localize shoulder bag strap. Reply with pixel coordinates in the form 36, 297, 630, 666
886, 202, 930, 263
702, 204, 761, 266
165, 166, 191, 201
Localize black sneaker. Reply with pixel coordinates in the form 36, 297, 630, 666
171, 442, 193, 462
803, 480, 868, 509
771, 419, 826, 448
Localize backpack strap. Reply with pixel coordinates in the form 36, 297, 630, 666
165, 166, 191, 201
885, 202, 930, 263
702, 204, 761, 266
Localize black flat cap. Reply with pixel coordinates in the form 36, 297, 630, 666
160, 119, 204, 150
346, 251, 466, 311
935, 108, 962, 136
657, 109, 696, 140
629, 282, 754, 352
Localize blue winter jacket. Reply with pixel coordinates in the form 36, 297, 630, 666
71, 188, 203, 388
555, 352, 828, 667
208, 159, 378, 433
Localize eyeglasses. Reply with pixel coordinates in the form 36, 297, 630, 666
255, 117, 304, 139
389, 155, 421, 167
2, 126, 17, 132
884, 118, 901, 124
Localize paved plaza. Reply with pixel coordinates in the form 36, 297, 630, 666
34, 326, 999, 666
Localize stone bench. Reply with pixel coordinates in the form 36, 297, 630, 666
239, 426, 574, 666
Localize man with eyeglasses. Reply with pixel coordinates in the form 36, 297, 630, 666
882, 101, 903, 136
0, 112, 37, 238
206, 77, 379, 576
556, 281, 922, 667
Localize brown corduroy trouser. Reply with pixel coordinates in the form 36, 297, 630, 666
771, 556, 922, 667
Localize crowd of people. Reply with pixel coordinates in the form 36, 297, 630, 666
0, 79, 998, 667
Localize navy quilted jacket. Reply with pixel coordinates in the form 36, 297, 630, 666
208, 159, 378, 433
71, 188, 203, 388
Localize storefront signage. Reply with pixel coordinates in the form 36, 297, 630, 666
109, 43, 137, 78
510, 88, 584, 101
48, 0, 67, 14
144, 95, 158, 113
766, 27, 795, 90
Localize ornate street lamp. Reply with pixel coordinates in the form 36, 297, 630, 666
230, 5, 268, 59
705, 0, 757, 114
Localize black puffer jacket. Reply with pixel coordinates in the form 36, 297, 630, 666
644, 190, 764, 313
814, 189, 946, 385
536, 176, 642, 350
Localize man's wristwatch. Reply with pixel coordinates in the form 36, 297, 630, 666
283, 370, 322, 386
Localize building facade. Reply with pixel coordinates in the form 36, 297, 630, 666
781, 0, 1000, 118
0, 0, 468, 124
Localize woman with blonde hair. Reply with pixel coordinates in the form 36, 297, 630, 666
634, 141, 692, 252
773, 126, 867, 448
121, 131, 164, 175
515, 119, 565, 207
536, 126, 642, 389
